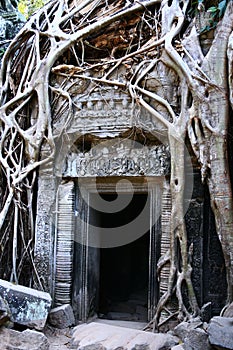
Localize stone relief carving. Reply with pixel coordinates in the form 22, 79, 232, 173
53, 89, 136, 137
62, 140, 170, 177
52, 76, 170, 138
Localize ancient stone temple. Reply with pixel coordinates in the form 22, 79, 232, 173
35, 73, 169, 322
34, 64, 227, 323
0, 0, 230, 328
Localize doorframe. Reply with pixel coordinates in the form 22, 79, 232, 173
73, 176, 163, 322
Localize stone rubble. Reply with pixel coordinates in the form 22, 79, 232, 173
0, 297, 232, 350
48, 304, 75, 329
207, 316, 233, 350
173, 319, 213, 350
0, 279, 52, 330
44, 324, 73, 350
0, 327, 49, 350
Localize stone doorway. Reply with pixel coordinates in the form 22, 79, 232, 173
92, 192, 150, 322
98, 231, 150, 322
72, 178, 162, 323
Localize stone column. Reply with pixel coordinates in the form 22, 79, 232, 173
34, 147, 57, 294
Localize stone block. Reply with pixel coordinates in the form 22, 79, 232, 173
48, 304, 75, 328
174, 320, 213, 350
0, 279, 52, 330
71, 322, 179, 350
0, 327, 49, 350
208, 316, 233, 350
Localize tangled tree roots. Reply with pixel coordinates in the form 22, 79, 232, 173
1, 0, 233, 328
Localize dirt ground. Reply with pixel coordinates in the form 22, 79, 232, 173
44, 325, 74, 349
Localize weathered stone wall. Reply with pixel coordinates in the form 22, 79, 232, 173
185, 169, 205, 307
185, 168, 227, 314
34, 146, 57, 293
202, 186, 228, 314
0, 0, 25, 62
34, 62, 228, 317
35, 130, 170, 303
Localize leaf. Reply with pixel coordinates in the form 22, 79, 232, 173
207, 6, 218, 13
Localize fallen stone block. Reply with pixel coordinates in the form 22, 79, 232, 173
0, 279, 52, 330
48, 304, 75, 328
71, 322, 179, 350
208, 316, 233, 350
174, 320, 213, 350
0, 327, 49, 350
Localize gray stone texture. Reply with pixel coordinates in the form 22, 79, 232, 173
34, 164, 57, 293
0, 16, 7, 39
171, 346, 185, 350
48, 304, 75, 328
208, 316, 233, 350
71, 322, 179, 350
0, 279, 52, 330
0, 327, 49, 350
174, 320, 213, 350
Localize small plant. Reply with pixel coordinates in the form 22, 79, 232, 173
199, 0, 228, 32
188, 0, 228, 33
207, 0, 227, 18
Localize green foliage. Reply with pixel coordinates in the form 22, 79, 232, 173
202, 0, 227, 31
207, 0, 227, 17
18, 0, 45, 18
0, 48, 6, 59
188, 0, 229, 33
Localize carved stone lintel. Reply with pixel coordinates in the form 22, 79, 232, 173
61, 140, 170, 178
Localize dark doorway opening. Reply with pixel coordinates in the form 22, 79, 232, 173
90, 193, 150, 321
73, 179, 161, 323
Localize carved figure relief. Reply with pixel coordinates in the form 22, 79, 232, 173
62, 139, 170, 178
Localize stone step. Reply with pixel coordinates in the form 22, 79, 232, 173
95, 318, 147, 330
71, 322, 179, 350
